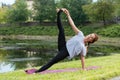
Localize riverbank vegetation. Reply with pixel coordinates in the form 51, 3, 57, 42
0, 24, 119, 37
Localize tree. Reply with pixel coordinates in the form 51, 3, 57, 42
83, 0, 114, 25
33, 0, 56, 22
7, 0, 30, 23
0, 7, 8, 23
98, 0, 120, 3
112, 0, 120, 17
60, 0, 89, 26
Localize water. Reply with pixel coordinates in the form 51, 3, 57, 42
0, 62, 15, 73
0, 45, 56, 73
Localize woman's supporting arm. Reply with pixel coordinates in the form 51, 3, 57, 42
80, 54, 85, 70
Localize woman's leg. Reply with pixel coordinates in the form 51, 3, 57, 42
35, 10, 69, 73
35, 47, 69, 73
57, 10, 66, 51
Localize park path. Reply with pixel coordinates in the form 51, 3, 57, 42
0, 35, 57, 40
109, 76, 120, 80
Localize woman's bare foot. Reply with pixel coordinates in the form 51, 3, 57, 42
56, 8, 63, 13
61, 8, 66, 12
56, 8, 60, 13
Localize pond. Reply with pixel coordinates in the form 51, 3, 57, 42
0, 47, 57, 73
0, 39, 59, 73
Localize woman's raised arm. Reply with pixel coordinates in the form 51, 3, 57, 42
62, 8, 80, 34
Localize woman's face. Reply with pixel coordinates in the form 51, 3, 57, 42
85, 33, 95, 43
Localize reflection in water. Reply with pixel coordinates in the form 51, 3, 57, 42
0, 47, 56, 73
0, 62, 15, 73
8, 57, 42, 62
1, 41, 117, 73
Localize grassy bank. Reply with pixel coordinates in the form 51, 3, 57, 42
0, 54, 120, 80
96, 24, 120, 37
0, 24, 119, 37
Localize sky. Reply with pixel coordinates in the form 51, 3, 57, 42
0, 0, 15, 5
0, 0, 97, 5
93, 0, 97, 2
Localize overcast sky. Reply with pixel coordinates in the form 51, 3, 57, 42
0, 0, 15, 5
0, 0, 97, 5
93, 0, 97, 2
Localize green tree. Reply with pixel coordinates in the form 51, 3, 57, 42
0, 7, 8, 23
83, 0, 114, 25
60, 0, 89, 26
112, 0, 120, 17
33, 0, 56, 22
98, 0, 120, 3
7, 0, 30, 23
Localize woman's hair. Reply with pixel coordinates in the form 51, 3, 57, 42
88, 33, 99, 46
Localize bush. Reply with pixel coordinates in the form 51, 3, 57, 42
0, 24, 119, 38
96, 24, 120, 37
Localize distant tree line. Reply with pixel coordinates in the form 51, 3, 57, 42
0, 0, 120, 26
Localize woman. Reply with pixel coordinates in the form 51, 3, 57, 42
35, 8, 98, 73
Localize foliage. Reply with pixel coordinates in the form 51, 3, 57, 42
0, 24, 100, 36
113, 0, 120, 17
7, 0, 30, 23
0, 25, 74, 36
0, 24, 119, 37
83, 0, 114, 25
98, 0, 120, 3
0, 7, 8, 23
0, 54, 120, 80
33, 0, 56, 22
0, 0, 119, 25
96, 24, 120, 37
60, 0, 89, 26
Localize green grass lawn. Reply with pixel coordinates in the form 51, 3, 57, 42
0, 54, 120, 80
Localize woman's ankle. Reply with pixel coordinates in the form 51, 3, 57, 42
57, 9, 63, 14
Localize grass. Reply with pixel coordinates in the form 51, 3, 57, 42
0, 54, 120, 80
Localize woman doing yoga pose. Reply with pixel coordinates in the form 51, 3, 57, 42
35, 8, 98, 73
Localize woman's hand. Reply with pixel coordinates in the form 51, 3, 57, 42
82, 68, 87, 71
61, 8, 70, 16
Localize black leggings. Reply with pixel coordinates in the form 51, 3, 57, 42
36, 10, 69, 72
